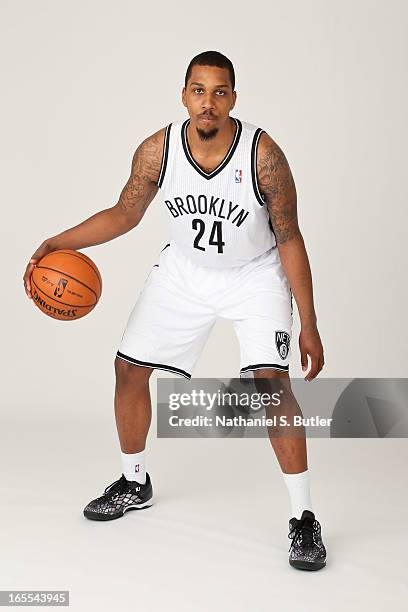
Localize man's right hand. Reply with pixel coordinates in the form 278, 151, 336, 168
23, 241, 53, 299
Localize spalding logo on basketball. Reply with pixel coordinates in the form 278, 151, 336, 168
30, 249, 102, 321
275, 330, 290, 360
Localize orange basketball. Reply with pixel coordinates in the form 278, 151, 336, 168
30, 249, 102, 321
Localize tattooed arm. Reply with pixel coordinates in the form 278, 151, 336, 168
257, 132, 324, 380
114, 128, 164, 225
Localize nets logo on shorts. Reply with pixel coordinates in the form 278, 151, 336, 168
275, 331, 290, 360
235, 169, 242, 183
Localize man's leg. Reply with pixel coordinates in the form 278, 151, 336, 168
82, 358, 154, 521
114, 357, 154, 485
252, 369, 326, 570
253, 369, 307, 474
252, 368, 314, 521
114, 357, 153, 453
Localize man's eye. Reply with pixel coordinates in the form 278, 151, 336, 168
193, 89, 225, 95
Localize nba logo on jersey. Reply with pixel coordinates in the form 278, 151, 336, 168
235, 169, 242, 183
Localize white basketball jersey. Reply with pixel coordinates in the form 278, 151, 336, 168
157, 116, 276, 268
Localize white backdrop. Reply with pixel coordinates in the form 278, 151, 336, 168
2, 0, 407, 417
1, 1, 407, 610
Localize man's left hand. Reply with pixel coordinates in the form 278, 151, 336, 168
299, 325, 324, 381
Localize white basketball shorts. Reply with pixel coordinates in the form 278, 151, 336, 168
116, 242, 293, 379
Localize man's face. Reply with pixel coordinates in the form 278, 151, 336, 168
182, 65, 237, 141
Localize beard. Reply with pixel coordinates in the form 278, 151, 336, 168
196, 126, 219, 141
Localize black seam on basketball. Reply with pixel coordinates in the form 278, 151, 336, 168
240, 363, 289, 372
116, 351, 191, 379
35, 266, 98, 300
31, 278, 96, 307
251, 128, 267, 206
181, 117, 242, 180
158, 124, 172, 188
52, 250, 102, 283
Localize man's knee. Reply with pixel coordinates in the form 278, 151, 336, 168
253, 368, 291, 393
114, 356, 153, 385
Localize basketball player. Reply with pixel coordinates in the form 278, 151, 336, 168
23, 51, 326, 570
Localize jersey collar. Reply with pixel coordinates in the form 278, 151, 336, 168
181, 116, 242, 180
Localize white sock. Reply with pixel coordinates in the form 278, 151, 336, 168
121, 449, 146, 484
282, 469, 313, 519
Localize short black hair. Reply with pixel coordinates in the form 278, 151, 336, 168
185, 51, 235, 91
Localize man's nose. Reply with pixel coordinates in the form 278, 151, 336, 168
202, 94, 215, 110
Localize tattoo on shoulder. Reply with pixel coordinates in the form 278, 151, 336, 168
257, 133, 299, 244
117, 129, 165, 216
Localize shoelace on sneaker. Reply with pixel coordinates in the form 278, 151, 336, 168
288, 517, 318, 551
103, 475, 128, 497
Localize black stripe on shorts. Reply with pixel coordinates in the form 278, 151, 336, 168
116, 351, 191, 379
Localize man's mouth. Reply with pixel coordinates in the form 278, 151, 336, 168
198, 114, 216, 123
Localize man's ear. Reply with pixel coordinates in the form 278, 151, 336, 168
230, 90, 237, 111
181, 87, 186, 108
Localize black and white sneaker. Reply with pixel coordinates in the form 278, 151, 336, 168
83, 473, 153, 521
288, 509, 327, 570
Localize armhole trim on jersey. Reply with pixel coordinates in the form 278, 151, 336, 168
157, 123, 172, 188
251, 128, 267, 206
